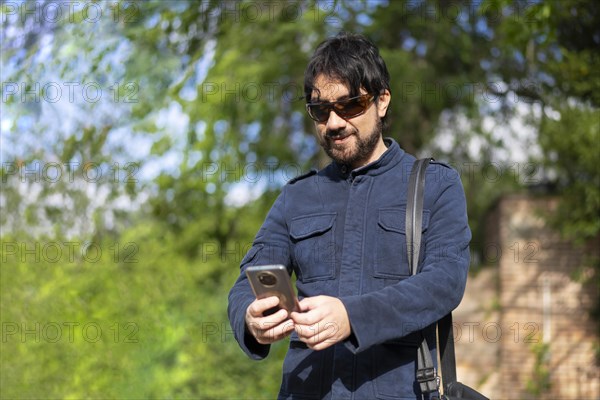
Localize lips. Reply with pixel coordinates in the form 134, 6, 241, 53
327, 131, 352, 144
331, 135, 350, 143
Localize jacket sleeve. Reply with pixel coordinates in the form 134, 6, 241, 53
227, 190, 292, 359
340, 165, 471, 353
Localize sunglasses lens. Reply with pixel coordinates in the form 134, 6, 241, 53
336, 97, 365, 118
307, 94, 373, 122
308, 104, 330, 122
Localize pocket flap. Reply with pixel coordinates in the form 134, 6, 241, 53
290, 213, 336, 240
378, 208, 430, 233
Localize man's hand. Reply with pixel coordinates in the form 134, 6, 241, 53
245, 296, 295, 345
290, 295, 351, 351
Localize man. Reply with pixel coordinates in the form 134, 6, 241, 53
228, 32, 471, 400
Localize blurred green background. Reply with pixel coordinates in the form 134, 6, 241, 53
1, 0, 598, 398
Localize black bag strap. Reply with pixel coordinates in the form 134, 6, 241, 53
406, 158, 438, 394
407, 158, 490, 400
406, 158, 429, 273
438, 312, 458, 389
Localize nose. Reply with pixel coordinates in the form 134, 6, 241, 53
325, 110, 347, 131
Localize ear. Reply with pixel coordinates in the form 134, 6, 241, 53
376, 89, 391, 118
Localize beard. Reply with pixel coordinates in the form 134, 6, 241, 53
320, 117, 383, 169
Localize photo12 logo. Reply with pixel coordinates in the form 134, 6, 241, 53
1, 241, 139, 264
2, 161, 139, 184
2, 321, 139, 343
1, 1, 140, 24
2, 82, 139, 104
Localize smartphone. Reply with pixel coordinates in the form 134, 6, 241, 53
245, 265, 299, 315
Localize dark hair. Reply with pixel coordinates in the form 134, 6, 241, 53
304, 32, 391, 122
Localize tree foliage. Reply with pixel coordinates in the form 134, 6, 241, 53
1, 0, 598, 397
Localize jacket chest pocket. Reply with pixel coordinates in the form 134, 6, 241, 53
375, 208, 430, 279
289, 213, 336, 282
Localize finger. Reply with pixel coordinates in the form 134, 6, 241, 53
297, 320, 340, 344
290, 308, 320, 325
251, 308, 289, 331
294, 323, 322, 342
306, 326, 339, 350
297, 296, 320, 311
258, 319, 295, 344
271, 319, 295, 338
248, 296, 280, 317
263, 308, 290, 325
301, 330, 330, 348
308, 339, 335, 351
247, 308, 287, 339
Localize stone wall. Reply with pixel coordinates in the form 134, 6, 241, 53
452, 194, 599, 399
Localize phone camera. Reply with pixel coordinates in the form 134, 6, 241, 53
258, 272, 277, 287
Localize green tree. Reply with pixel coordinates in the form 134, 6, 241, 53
2, 0, 599, 398
480, 0, 600, 300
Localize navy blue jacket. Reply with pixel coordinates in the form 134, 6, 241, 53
228, 138, 471, 399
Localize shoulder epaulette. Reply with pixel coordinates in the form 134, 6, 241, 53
429, 159, 453, 169
288, 169, 317, 184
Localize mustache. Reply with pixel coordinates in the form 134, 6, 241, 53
326, 129, 354, 138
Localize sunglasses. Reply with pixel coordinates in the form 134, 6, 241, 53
306, 93, 376, 123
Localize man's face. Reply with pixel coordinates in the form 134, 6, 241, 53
310, 75, 390, 169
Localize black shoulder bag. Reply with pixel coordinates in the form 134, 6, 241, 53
407, 158, 489, 400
